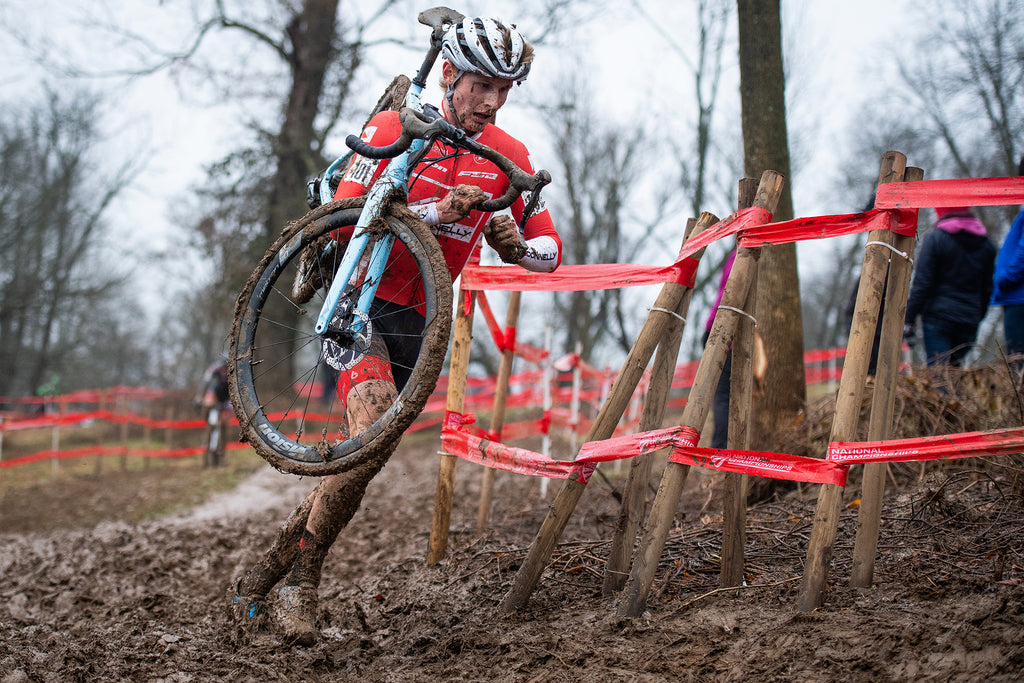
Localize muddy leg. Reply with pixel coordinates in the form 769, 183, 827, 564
287, 380, 400, 586
234, 485, 319, 598
270, 380, 400, 645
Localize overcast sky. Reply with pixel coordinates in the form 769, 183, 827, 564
1, 0, 913, 325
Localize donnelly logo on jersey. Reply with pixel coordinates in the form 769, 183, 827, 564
432, 221, 476, 243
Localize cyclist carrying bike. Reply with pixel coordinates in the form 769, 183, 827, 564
232, 15, 562, 646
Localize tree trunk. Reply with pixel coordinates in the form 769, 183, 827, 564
256, 0, 341, 387
736, 0, 805, 443
265, 0, 340, 246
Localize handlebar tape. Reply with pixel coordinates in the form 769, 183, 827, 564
345, 133, 412, 160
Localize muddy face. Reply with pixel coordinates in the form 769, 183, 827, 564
441, 61, 513, 134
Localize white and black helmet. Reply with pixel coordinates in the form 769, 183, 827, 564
441, 17, 532, 84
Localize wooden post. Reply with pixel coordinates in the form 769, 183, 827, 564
500, 211, 720, 613
476, 290, 521, 533
602, 217, 701, 596
830, 352, 839, 393
797, 151, 908, 611
849, 165, 922, 587
617, 170, 783, 618
143, 403, 153, 470
539, 325, 553, 498
119, 395, 129, 471
51, 406, 61, 477
569, 340, 583, 454
95, 398, 107, 475
720, 177, 759, 587
164, 406, 174, 456
428, 288, 476, 565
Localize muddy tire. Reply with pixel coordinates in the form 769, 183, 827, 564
228, 197, 452, 476
315, 75, 413, 205
364, 74, 412, 129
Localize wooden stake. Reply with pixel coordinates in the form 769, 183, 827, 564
849, 165, 922, 587
428, 289, 476, 565
476, 290, 521, 533
95, 399, 106, 475
540, 325, 553, 498
51, 405, 61, 477
164, 406, 174, 457
617, 170, 784, 618
602, 218, 702, 596
569, 340, 583, 454
143, 404, 153, 470
501, 211, 720, 613
720, 177, 759, 587
119, 395, 129, 471
797, 151, 908, 611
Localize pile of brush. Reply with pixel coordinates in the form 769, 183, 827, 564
772, 359, 1024, 495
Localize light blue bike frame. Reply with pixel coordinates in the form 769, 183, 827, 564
313, 85, 426, 339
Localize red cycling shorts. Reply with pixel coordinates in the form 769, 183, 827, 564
335, 333, 395, 408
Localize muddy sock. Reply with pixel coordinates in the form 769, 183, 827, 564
286, 528, 327, 587
282, 448, 396, 590
235, 489, 316, 597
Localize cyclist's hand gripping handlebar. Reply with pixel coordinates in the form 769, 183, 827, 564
344, 107, 551, 214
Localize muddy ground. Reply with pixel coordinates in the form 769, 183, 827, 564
2, 425, 1023, 682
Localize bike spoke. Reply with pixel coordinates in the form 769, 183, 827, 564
253, 316, 318, 340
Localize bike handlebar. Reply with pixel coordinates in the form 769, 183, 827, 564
344, 107, 551, 214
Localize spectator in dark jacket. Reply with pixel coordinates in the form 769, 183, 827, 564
905, 207, 996, 366
990, 157, 1024, 357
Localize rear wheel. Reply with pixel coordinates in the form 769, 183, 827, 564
228, 197, 452, 476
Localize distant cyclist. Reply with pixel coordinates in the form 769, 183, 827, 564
194, 359, 231, 468
231, 15, 562, 646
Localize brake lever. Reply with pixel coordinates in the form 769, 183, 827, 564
519, 181, 545, 233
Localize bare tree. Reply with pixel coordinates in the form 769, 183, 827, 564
139, 1, 403, 386
0, 89, 142, 396
896, 0, 1023, 232
736, 0, 804, 443
814, 0, 1023, 361
537, 70, 664, 361
626, 0, 742, 363
632, 0, 733, 218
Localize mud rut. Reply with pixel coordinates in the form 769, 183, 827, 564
2, 428, 1023, 682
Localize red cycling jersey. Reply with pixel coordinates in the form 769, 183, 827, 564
332, 109, 561, 308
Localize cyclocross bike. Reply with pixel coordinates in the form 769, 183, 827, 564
227, 7, 550, 476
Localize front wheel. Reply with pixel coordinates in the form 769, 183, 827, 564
228, 197, 452, 476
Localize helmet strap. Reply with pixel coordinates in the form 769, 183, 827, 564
443, 70, 467, 130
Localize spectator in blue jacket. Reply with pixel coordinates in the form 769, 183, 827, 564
991, 156, 1024, 357
905, 206, 995, 366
